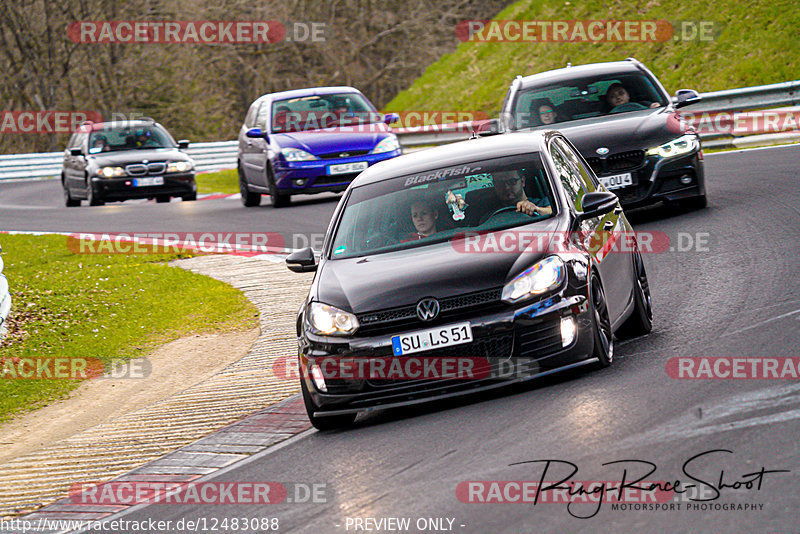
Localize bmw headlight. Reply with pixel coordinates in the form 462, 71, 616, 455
502, 256, 565, 304
372, 135, 400, 154
97, 166, 125, 178
282, 148, 318, 162
307, 302, 360, 336
646, 134, 699, 158
166, 161, 194, 173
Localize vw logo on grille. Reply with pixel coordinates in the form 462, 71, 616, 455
596, 147, 610, 157
416, 298, 440, 321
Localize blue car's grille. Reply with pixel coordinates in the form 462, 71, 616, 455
319, 149, 371, 160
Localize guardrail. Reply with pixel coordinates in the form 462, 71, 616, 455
2, 80, 799, 181
0, 141, 239, 181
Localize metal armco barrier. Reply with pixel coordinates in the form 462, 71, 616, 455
2, 80, 799, 181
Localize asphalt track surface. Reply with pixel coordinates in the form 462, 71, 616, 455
2, 145, 800, 532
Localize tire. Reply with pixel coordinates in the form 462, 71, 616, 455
267, 166, 291, 208
64, 184, 80, 207
680, 194, 707, 211
239, 165, 261, 207
181, 192, 197, 201
86, 183, 105, 206
155, 195, 171, 203
301, 378, 356, 431
616, 253, 653, 339
590, 274, 614, 368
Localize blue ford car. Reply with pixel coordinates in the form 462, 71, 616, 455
237, 86, 401, 207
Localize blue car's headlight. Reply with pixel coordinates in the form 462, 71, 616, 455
282, 148, 318, 162
646, 134, 699, 158
502, 256, 565, 304
307, 302, 359, 336
372, 135, 400, 154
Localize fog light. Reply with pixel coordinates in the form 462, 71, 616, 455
680, 174, 692, 185
560, 316, 576, 348
310, 364, 327, 392
294, 179, 307, 187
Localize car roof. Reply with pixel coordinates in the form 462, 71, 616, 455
352, 131, 554, 187
517, 60, 646, 89
77, 120, 163, 133
257, 86, 363, 103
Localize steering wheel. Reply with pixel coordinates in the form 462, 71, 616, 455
479, 205, 528, 225
609, 102, 647, 114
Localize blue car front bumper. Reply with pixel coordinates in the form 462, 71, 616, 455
273, 149, 401, 194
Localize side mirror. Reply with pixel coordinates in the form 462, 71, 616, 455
177, 139, 190, 149
383, 113, 400, 125
246, 128, 269, 142
286, 247, 318, 273
69, 147, 83, 156
580, 191, 619, 220
674, 89, 701, 109
476, 118, 502, 137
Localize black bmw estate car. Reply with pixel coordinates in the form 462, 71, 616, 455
498, 59, 706, 210
62, 119, 196, 206
287, 131, 653, 429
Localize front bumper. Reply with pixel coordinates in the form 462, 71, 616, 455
596, 151, 705, 208
299, 288, 595, 418
273, 149, 401, 194
90, 173, 196, 200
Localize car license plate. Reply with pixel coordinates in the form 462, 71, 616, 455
328, 161, 368, 175
599, 173, 633, 190
133, 177, 164, 187
391, 322, 473, 356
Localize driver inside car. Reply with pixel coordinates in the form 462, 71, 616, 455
464, 170, 552, 226
605, 82, 660, 111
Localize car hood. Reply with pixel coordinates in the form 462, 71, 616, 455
522, 108, 684, 156
315, 217, 564, 314
274, 123, 391, 155
89, 148, 192, 166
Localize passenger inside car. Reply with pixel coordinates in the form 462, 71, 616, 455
403, 197, 441, 241
605, 82, 661, 113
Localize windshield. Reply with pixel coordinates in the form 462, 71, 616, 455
329, 154, 555, 259
271, 93, 381, 133
88, 125, 174, 153
508, 72, 667, 130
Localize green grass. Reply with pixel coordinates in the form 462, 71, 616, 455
0, 234, 258, 422
196, 169, 238, 195
385, 0, 800, 116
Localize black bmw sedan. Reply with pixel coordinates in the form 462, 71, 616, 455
498, 58, 706, 210
62, 118, 196, 206
287, 131, 653, 430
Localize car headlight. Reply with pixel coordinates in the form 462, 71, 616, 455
372, 135, 400, 154
502, 256, 565, 304
307, 302, 359, 336
282, 148, 318, 162
97, 166, 125, 178
166, 161, 194, 173
646, 134, 699, 158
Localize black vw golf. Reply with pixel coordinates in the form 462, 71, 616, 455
287, 131, 652, 429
